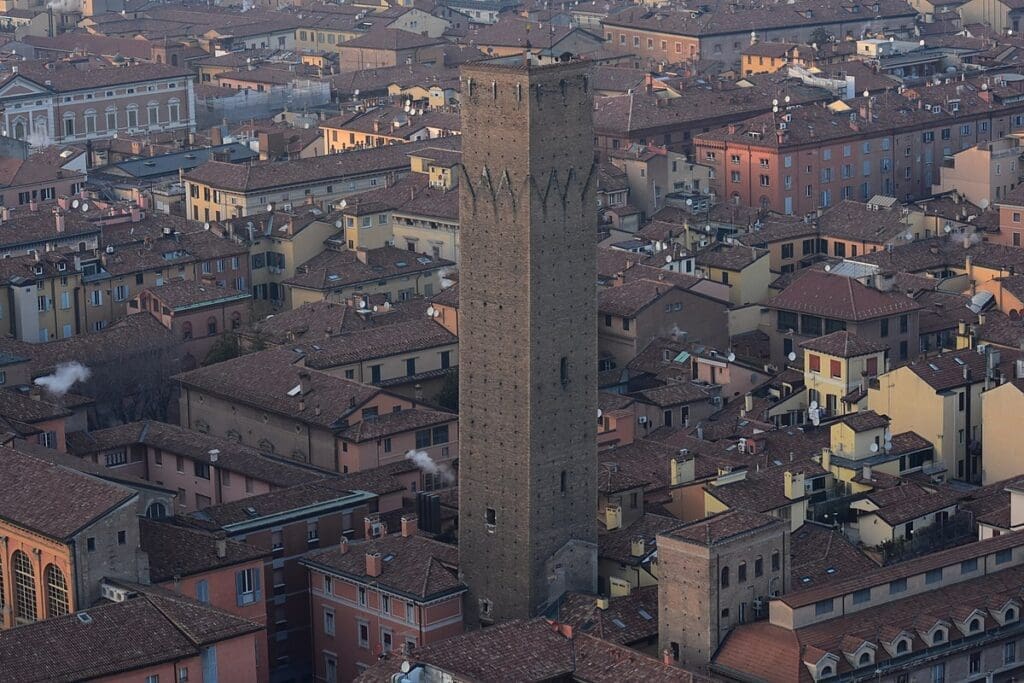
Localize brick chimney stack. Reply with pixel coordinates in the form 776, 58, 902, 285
365, 552, 383, 577
401, 514, 417, 538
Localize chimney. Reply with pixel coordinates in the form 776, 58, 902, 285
783, 471, 805, 500
57, 195, 70, 210
663, 650, 674, 666
670, 455, 695, 485
630, 538, 646, 557
821, 447, 831, 471
365, 552, 383, 577
130, 205, 142, 222
54, 209, 65, 233
744, 393, 754, 413
401, 514, 417, 538
210, 125, 223, 147
215, 538, 227, 558
862, 464, 872, 481
596, 596, 610, 610
364, 513, 384, 538
605, 505, 622, 530
355, 248, 369, 264
339, 536, 350, 554
0, 206, 9, 222
298, 370, 312, 395
138, 194, 148, 211
29, 199, 38, 212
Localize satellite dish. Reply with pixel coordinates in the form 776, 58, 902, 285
727, 352, 736, 362
665, 254, 673, 264
339, 199, 347, 209
824, 264, 831, 272
266, 204, 273, 213
883, 429, 893, 442
685, 198, 693, 206
905, 231, 914, 241
811, 414, 820, 427
426, 305, 436, 317
597, 408, 603, 419
870, 442, 879, 452
353, 89, 360, 97
203, 222, 210, 230
704, 225, 712, 233
335, 220, 343, 228
372, 305, 379, 312
772, 98, 779, 106
980, 198, 990, 209
401, 661, 411, 674
809, 400, 818, 410
357, 299, 366, 309
71, 199, 79, 209
80, 202, 89, 212
788, 351, 797, 362
944, 223, 953, 233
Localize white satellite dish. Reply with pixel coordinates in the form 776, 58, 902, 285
426, 306, 436, 317
883, 429, 893, 442
71, 199, 79, 209
353, 89, 360, 97
357, 299, 366, 309
372, 305, 378, 312
809, 400, 818, 410
335, 220, 343, 228
80, 202, 89, 212
944, 223, 953, 234
266, 204, 273, 213
203, 222, 210, 230
788, 351, 797, 362
339, 199, 347, 209
727, 352, 736, 362
811, 415, 820, 426
401, 661, 411, 674
704, 225, 712, 233
824, 264, 831, 272
980, 198, 990, 209
665, 254, 673, 264
597, 408, 603, 419
870, 442, 879, 452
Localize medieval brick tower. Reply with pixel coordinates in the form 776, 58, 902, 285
458, 58, 598, 624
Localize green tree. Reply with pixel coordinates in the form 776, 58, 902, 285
435, 369, 459, 411
203, 333, 241, 366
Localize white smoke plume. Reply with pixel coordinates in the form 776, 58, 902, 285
46, 0, 83, 13
35, 361, 90, 397
404, 449, 455, 485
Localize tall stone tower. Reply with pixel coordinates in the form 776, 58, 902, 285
457, 58, 599, 624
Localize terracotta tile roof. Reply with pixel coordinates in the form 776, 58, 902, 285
800, 330, 887, 358
303, 318, 456, 369
632, 380, 711, 407
790, 522, 878, 587
141, 279, 249, 310
0, 589, 263, 682
696, 242, 767, 271
599, 391, 635, 412
0, 446, 135, 539
189, 462, 414, 529
248, 300, 376, 344
599, 279, 683, 318
817, 200, 913, 244
903, 347, 1017, 391
0, 387, 72, 423
342, 27, 446, 50
780, 530, 1024, 608
863, 482, 962, 526
141, 518, 268, 583
717, 563, 1024, 683
766, 269, 921, 321
2, 59, 189, 92
74, 421, 326, 486
183, 137, 459, 192
839, 410, 889, 432
338, 407, 455, 443
558, 586, 659, 645
705, 457, 826, 513
303, 532, 462, 601
285, 245, 453, 291
173, 348, 381, 429
600, 512, 684, 564
662, 509, 784, 547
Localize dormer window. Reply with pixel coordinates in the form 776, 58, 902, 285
858, 652, 872, 667
895, 638, 909, 655
933, 628, 946, 645
57, 262, 66, 272
969, 617, 982, 633
1007, 607, 1018, 623
820, 665, 834, 678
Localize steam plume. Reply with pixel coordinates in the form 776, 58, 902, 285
404, 449, 455, 485
35, 361, 90, 397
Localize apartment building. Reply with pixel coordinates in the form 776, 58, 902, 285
321, 105, 459, 153
0, 61, 195, 144
696, 80, 1024, 216
601, 1, 916, 69
182, 138, 459, 220
69, 420, 327, 514
802, 330, 888, 419
712, 532, 1024, 682
175, 348, 456, 473
0, 447, 156, 627
934, 136, 1022, 207
302, 517, 465, 682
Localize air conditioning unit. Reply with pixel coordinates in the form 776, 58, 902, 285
100, 583, 131, 603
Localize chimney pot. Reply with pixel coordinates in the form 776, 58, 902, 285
339, 536, 350, 554
215, 539, 227, 558
401, 515, 417, 538
366, 552, 383, 577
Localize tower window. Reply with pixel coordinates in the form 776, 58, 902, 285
560, 470, 567, 493
485, 507, 496, 527
560, 357, 568, 386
